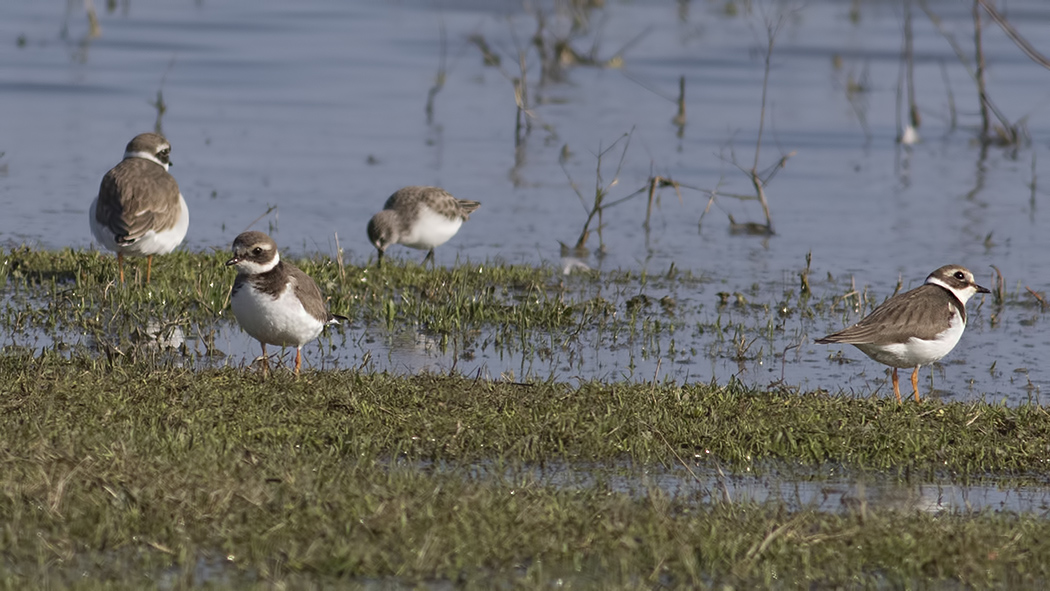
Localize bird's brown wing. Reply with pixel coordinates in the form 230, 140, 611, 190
816, 284, 960, 345
95, 159, 181, 243
287, 264, 333, 323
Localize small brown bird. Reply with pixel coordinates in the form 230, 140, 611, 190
366, 186, 480, 267
89, 132, 189, 283
226, 231, 343, 376
816, 265, 989, 403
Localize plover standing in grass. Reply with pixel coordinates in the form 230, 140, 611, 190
816, 265, 989, 403
226, 231, 343, 376
89, 132, 189, 284
366, 186, 480, 267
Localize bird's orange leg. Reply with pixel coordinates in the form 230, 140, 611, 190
892, 368, 902, 404
146, 255, 154, 284
294, 347, 302, 376
118, 252, 125, 284
911, 367, 921, 403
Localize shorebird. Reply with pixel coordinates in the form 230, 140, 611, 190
366, 186, 480, 267
226, 231, 343, 376
816, 265, 989, 403
89, 132, 189, 283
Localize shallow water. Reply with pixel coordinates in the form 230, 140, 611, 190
2, 0, 1049, 401
504, 460, 1050, 515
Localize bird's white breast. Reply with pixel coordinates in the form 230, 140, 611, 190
399, 205, 463, 250
231, 280, 325, 348
856, 313, 966, 369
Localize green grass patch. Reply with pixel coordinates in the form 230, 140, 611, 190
1, 355, 1049, 588
2, 354, 1048, 473
0, 247, 696, 357
0, 246, 569, 330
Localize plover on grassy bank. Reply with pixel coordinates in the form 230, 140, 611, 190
226, 231, 343, 376
89, 132, 189, 284
816, 265, 989, 403
366, 186, 480, 267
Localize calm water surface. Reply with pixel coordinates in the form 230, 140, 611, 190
2, 0, 1049, 402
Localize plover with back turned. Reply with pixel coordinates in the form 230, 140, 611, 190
89, 132, 189, 283
815, 265, 989, 403
366, 186, 480, 267
226, 231, 343, 376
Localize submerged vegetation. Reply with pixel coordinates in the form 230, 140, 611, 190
0, 246, 717, 378
3, 246, 1044, 393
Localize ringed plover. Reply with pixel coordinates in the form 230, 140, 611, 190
89, 132, 189, 283
816, 265, 989, 403
226, 231, 343, 376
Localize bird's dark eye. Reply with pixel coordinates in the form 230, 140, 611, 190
252, 247, 263, 256
954, 271, 966, 281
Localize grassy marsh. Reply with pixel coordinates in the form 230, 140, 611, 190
0, 247, 712, 379
0, 246, 565, 332
1, 354, 1050, 587
0, 249, 1049, 587
3, 249, 1041, 389
0, 246, 1042, 395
